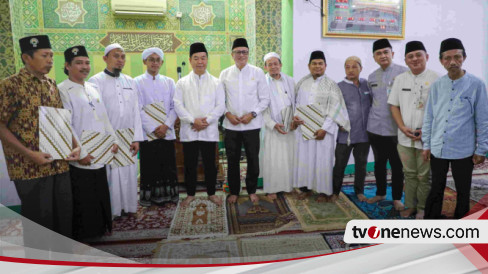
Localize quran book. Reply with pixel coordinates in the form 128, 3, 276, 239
111, 128, 136, 167
39, 106, 73, 160
80, 130, 115, 165
281, 106, 293, 133
143, 101, 166, 141
295, 104, 326, 141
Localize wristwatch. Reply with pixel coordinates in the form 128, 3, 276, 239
251, 111, 257, 118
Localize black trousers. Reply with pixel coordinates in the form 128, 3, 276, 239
70, 166, 112, 240
425, 155, 474, 219
14, 172, 72, 256
139, 139, 177, 191
333, 142, 370, 195
183, 141, 217, 196
367, 132, 404, 200
225, 129, 260, 195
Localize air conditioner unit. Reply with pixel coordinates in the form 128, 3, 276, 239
111, 0, 167, 16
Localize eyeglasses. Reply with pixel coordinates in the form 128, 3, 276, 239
232, 50, 249, 56
146, 58, 161, 63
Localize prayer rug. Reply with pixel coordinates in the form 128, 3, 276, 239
320, 231, 371, 252
86, 203, 176, 243
167, 195, 228, 240
285, 192, 368, 232
227, 193, 297, 236
343, 184, 480, 219
239, 233, 331, 262
342, 184, 407, 219
447, 175, 488, 205
153, 238, 240, 264
91, 242, 159, 262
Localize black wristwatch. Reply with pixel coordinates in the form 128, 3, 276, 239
251, 111, 257, 118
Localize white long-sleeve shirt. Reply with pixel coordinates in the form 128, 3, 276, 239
88, 71, 144, 143
219, 64, 270, 131
173, 71, 225, 142
58, 79, 117, 169
134, 71, 177, 141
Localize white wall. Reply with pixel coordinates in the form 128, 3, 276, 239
293, 0, 488, 84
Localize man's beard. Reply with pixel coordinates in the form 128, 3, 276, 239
113, 68, 122, 77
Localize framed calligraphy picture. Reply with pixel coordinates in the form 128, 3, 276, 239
322, 0, 406, 39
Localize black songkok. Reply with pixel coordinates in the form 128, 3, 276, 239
232, 38, 248, 49
190, 42, 208, 57
64, 45, 89, 63
405, 41, 426, 56
19, 35, 51, 53
309, 50, 326, 64
440, 38, 465, 55
373, 38, 392, 53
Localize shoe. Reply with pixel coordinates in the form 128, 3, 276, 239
139, 190, 151, 207
170, 184, 179, 203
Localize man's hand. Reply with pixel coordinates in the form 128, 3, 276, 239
339, 126, 347, 132
111, 144, 119, 154
192, 118, 209, 131
239, 113, 254, 125
66, 146, 81, 161
293, 116, 304, 128
28, 151, 54, 165
314, 129, 326, 140
274, 123, 287, 135
226, 112, 241, 125
154, 124, 169, 139
130, 142, 139, 157
473, 154, 486, 165
78, 154, 95, 166
400, 126, 417, 140
422, 149, 431, 162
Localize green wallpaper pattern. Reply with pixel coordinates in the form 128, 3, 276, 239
1, 0, 282, 82
0, 0, 15, 79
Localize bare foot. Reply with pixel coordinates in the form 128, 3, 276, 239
267, 193, 277, 200
367, 195, 386, 204
181, 196, 195, 207
316, 193, 329, 203
416, 210, 425, 219
393, 200, 405, 211
249, 193, 259, 203
227, 194, 238, 204
329, 194, 338, 203
400, 208, 416, 218
298, 191, 312, 200
357, 194, 368, 202
208, 195, 223, 206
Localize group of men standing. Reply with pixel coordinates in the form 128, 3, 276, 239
0, 33, 487, 255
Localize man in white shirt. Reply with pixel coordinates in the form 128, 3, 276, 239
220, 38, 271, 204
262, 52, 295, 200
174, 42, 225, 206
388, 41, 439, 219
88, 43, 143, 217
59, 45, 117, 239
134, 47, 178, 207
293, 51, 350, 202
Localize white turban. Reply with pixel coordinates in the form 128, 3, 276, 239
104, 43, 124, 56
142, 47, 164, 61
263, 52, 280, 63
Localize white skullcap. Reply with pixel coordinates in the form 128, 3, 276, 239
104, 43, 124, 56
263, 52, 280, 63
142, 47, 164, 61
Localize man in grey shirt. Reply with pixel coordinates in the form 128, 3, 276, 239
367, 38, 408, 210
332, 56, 371, 203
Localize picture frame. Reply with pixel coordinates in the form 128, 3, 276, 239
322, 0, 406, 40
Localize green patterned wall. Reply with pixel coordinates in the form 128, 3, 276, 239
0, 0, 15, 80
3, 0, 282, 83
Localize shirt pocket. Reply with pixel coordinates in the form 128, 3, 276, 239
455, 96, 474, 116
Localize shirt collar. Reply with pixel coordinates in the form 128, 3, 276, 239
19, 67, 47, 81
450, 70, 467, 84
267, 72, 282, 81
235, 63, 249, 72
144, 71, 160, 80
191, 70, 207, 80
104, 68, 121, 78
65, 78, 85, 88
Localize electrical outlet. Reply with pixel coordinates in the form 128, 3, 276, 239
176, 12, 183, 18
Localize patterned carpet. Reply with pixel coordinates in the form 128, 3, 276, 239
227, 193, 297, 236
167, 195, 228, 240
285, 192, 368, 232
